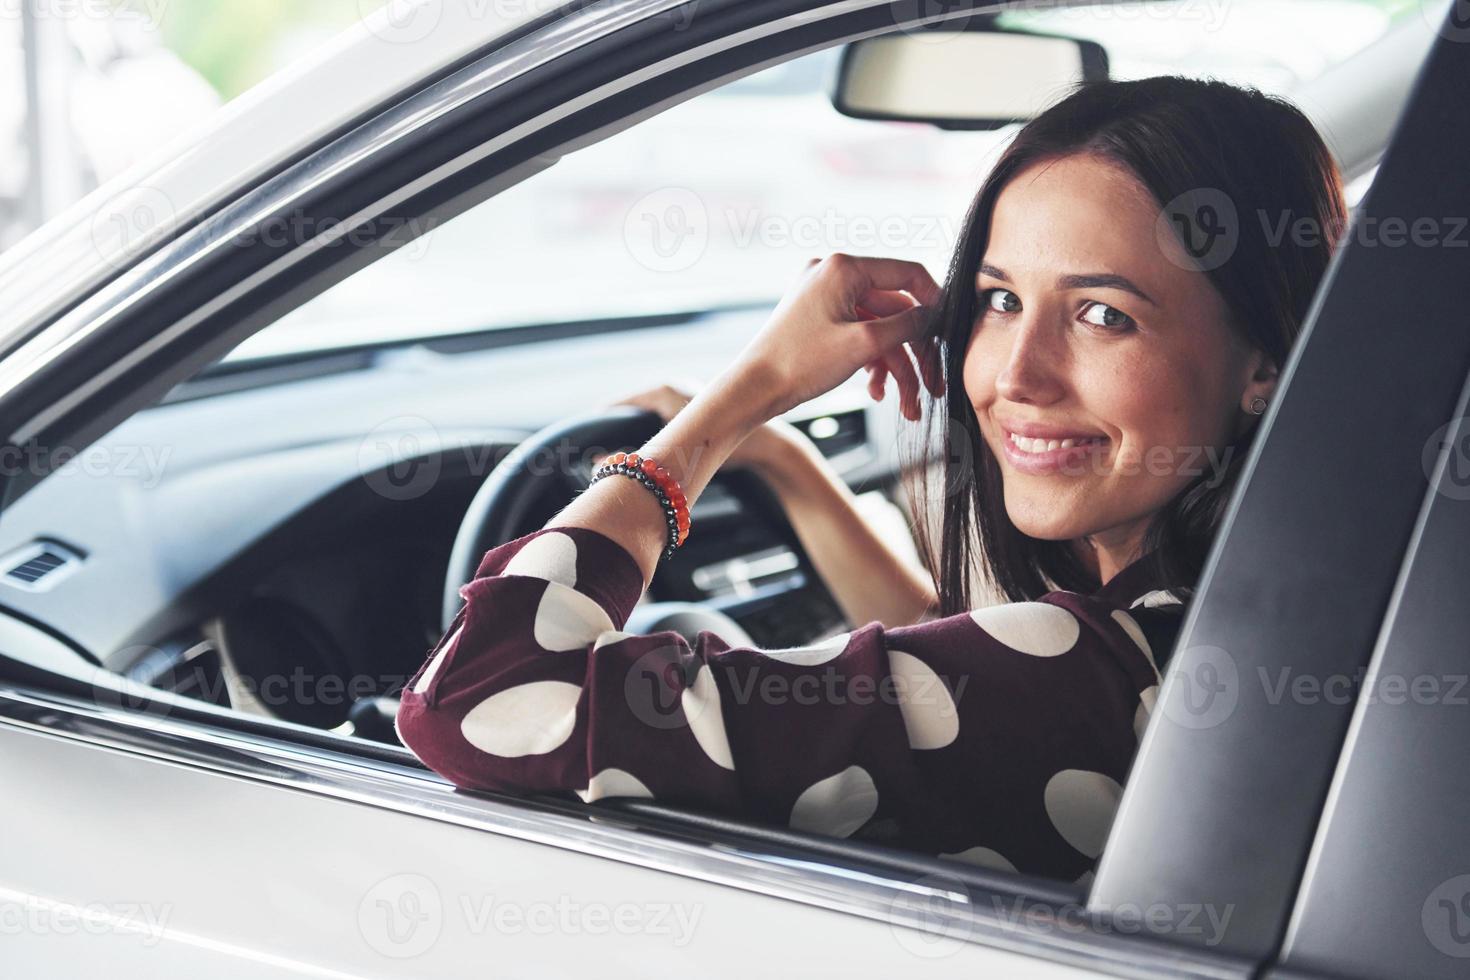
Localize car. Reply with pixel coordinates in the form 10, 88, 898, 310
0, 0, 1465, 976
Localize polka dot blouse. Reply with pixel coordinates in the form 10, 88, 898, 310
395, 524, 1187, 883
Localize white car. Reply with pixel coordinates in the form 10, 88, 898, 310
0, 0, 1462, 977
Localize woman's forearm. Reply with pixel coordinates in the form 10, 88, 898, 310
553, 364, 782, 588
759, 431, 939, 629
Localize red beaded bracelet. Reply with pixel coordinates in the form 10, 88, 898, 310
589, 451, 689, 560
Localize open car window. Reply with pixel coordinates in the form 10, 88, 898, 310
228, 0, 1413, 364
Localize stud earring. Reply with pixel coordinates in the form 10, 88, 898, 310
1249, 396, 1268, 416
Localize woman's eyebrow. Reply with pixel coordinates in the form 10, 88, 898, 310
977, 265, 1157, 306
1058, 273, 1157, 306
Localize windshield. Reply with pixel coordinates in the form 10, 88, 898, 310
231, 0, 1415, 362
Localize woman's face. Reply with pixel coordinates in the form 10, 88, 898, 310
962, 152, 1274, 561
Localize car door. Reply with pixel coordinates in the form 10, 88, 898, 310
0, 1, 1459, 977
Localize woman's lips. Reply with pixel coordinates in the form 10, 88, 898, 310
1000, 428, 1108, 475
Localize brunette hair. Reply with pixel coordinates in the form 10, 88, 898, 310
908, 76, 1347, 613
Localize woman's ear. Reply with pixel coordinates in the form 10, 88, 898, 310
1241, 351, 1279, 409
1234, 350, 1279, 437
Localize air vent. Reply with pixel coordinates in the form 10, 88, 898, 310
796, 409, 867, 458
3, 541, 83, 592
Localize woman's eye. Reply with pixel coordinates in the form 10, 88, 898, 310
1079, 301, 1134, 330
982, 288, 1021, 314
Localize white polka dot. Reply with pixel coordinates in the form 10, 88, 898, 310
789, 765, 879, 838
575, 768, 654, 803
460, 680, 581, 757
533, 581, 614, 652
593, 630, 634, 651
1044, 769, 1124, 859
1134, 685, 1159, 740
504, 530, 578, 587
888, 649, 959, 750
411, 624, 462, 694
681, 664, 734, 770
1111, 609, 1159, 678
1129, 589, 1181, 610
970, 602, 1081, 657
761, 632, 851, 666
941, 846, 1017, 873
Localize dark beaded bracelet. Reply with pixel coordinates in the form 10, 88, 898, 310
589, 452, 689, 561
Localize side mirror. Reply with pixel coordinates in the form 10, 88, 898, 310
833, 29, 1109, 130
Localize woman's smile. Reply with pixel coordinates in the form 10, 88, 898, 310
999, 425, 1110, 475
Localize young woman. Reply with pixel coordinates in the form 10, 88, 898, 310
396, 76, 1346, 883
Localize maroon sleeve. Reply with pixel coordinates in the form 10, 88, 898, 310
395, 524, 1165, 881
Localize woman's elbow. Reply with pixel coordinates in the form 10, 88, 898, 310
395, 698, 503, 794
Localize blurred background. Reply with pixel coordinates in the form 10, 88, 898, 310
3, 0, 1415, 357
1, 0, 362, 251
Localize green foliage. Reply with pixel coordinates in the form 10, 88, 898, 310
154, 0, 364, 99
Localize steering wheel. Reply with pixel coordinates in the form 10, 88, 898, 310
441, 407, 762, 646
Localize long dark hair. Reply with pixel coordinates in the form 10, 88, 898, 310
907, 76, 1347, 613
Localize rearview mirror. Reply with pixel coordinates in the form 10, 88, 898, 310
834, 29, 1108, 130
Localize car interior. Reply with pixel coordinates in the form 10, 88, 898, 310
0, 0, 1427, 894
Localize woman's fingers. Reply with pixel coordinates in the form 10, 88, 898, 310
857, 287, 919, 319
865, 360, 888, 402
843, 254, 943, 308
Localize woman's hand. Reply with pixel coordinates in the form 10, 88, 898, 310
731, 253, 947, 421
612, 382, 807, 476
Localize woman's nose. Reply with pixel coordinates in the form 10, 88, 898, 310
994, 315, 1067, 406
